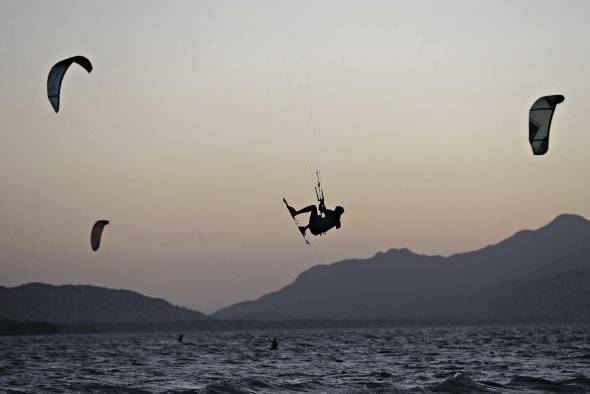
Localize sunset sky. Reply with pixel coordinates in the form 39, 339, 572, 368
1, 0, 590, 312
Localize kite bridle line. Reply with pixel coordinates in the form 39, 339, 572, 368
314, 170, 325, 217
297, 4, 321, 180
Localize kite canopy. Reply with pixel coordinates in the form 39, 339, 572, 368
47, 56, 93, 113
529, 95, 565, 155
91, 220, 109, 251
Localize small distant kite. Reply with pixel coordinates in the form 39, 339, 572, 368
91, 220, 109, 251
529, 95, 565, 155
47, 56, 93, 113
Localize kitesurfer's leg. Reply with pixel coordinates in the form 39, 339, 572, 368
296, 206, 318, 235
286, 204, 297, 218
292, 205, 317, 217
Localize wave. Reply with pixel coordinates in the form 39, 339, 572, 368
428, 372, 500, 393
68, 383, 153, 393
508, 375, 590, 393
204, 383, 253, 394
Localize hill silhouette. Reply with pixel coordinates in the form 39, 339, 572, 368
214, 214, 590, 321
0, 283, 206, 324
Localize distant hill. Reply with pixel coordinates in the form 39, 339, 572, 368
0, 283, 206, 324
448, 269, 590, 321
0, 318, 60, 336
214, 214, 590, 321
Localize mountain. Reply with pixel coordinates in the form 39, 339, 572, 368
214, 214, 590, 321
0, 319, 60, 336
449, 269, 590, 321
0, 283, 206, 324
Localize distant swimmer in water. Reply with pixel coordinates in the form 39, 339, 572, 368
270, 337, 278, 350
177, 334, 184, 343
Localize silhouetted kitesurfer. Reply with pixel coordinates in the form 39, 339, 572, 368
270, 337, 278, 350
283, 171, 344, 244
285, 201, 344, 236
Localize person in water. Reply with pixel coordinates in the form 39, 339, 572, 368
285, 199, 344, 236
270, 337, 278, 350
177, 334, 184, 343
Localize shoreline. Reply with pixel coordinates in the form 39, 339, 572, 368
2, 317, 589, 337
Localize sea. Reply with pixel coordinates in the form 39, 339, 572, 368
1, 324, 590, 393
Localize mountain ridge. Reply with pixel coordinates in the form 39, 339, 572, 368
3, 214, 589, 324
214, 213, 590, 320
0, 282, 206, 324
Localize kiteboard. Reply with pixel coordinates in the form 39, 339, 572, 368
283, 198, 310, 246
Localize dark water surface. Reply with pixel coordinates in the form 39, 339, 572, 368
1, 325, 590, 393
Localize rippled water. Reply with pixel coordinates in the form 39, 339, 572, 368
1, 325, 590, 393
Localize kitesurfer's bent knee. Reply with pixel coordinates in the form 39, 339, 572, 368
296, 205, 318, 217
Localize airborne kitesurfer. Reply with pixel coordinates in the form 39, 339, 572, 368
284, 200, 344, 237
283, 171, 344, 242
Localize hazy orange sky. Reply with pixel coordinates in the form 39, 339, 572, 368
1, 1, 590, 312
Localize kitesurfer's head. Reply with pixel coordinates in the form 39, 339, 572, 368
335, 206, 344, 216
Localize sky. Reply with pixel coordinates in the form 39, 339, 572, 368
1, 0, 590, 313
